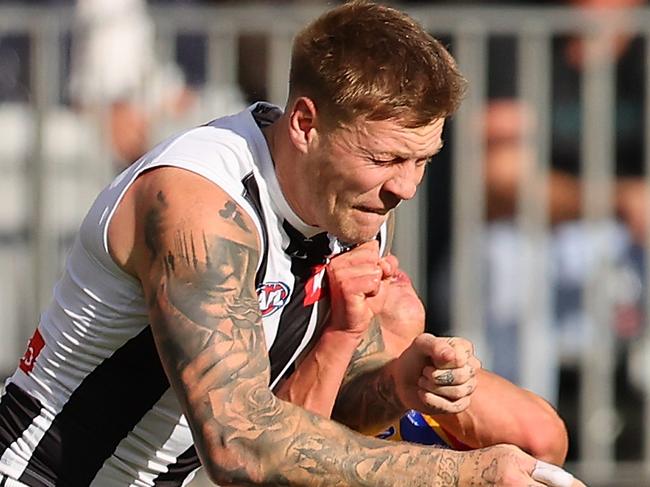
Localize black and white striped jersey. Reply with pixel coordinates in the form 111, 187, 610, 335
0, 103, 388, 486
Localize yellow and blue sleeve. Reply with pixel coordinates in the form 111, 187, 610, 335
376, 410, 469, 450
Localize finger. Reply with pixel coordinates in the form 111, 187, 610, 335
467, 356, 482, 373
346, 240, 380, 260
331, 263, 383, 283
379, 254, 399, 278
329, 241, 380, 267
431, 340, 458, 369
417, 389, 471, 413
328, 250, 379, 270
412, 334, 457, 368
388, 270, 414, 288
339, 273, 383, 298
417, 377, 477, 401
423, 364, 477, 386
445, 337, 474, 368
531, 461, 578, 487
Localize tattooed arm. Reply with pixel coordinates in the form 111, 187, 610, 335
114, 168, 444, 485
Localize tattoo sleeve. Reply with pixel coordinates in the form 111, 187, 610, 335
143, 189, 463, 487
332, 318, 407, 434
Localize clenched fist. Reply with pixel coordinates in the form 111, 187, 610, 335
390, 334, 481, 415
326, 240, 398, 337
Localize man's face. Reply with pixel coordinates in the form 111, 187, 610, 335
306, 117, 445, 243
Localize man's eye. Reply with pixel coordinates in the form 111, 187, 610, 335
371, 156, 405, 165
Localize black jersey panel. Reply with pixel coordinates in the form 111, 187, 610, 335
151, 446, 200, 487
0, 383, 44, 458
267, 222, 330, 384
241, 172, 269, 286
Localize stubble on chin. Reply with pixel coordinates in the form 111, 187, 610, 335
331, 210, 384, 244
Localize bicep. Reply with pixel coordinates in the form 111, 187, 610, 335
135, 170, 270, 438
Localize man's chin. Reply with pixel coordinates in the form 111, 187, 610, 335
331, 212, 386, 243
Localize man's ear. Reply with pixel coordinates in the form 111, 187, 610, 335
287, 97, 320, 154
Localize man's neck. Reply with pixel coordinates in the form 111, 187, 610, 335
261, 119, 317, 229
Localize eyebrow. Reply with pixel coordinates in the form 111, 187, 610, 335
370, 141, 445, 160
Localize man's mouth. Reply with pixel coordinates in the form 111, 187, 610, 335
355, 205, 390, 215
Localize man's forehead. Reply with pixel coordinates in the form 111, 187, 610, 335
347, 118, 445, 154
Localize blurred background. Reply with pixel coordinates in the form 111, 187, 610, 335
0, 0, 648, 485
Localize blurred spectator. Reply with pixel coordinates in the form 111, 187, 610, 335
481, 0, 647, 402
70, 0, 199, 169
70, 0, 252, 170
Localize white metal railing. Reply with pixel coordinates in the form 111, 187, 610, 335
0, 3, 648, 485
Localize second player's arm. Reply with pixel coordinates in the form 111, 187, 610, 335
327, 267, 568, 464
374, 280, 569, 465
275, 240, 394, 417
432, 370, 569, 464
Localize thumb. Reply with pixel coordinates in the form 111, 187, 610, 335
413, 334, 457, 368
531, 460, 584, 487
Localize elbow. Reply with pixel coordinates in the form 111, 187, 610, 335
522, 408, 569, 466
197, 407, 288, 486
202, 436, 269, 486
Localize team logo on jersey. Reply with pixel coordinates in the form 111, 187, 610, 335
257, 282, 290, 317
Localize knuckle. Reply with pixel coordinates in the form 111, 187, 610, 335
417, 376, 428, 388
439, 387, 460, 400
422, 365, 436, 378
452, 397, 470, 412
425, 395, 447, 410
450, 385, 470, 400
466, 366, 477, 381
339, 281, 353, 293
501, 470, 523, 486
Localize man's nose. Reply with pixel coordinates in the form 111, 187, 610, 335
382, 163, 424, 201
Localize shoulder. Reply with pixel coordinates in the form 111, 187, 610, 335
156, 124, 256, 176
138, 167, 260, 250
110, 166, 261, 281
